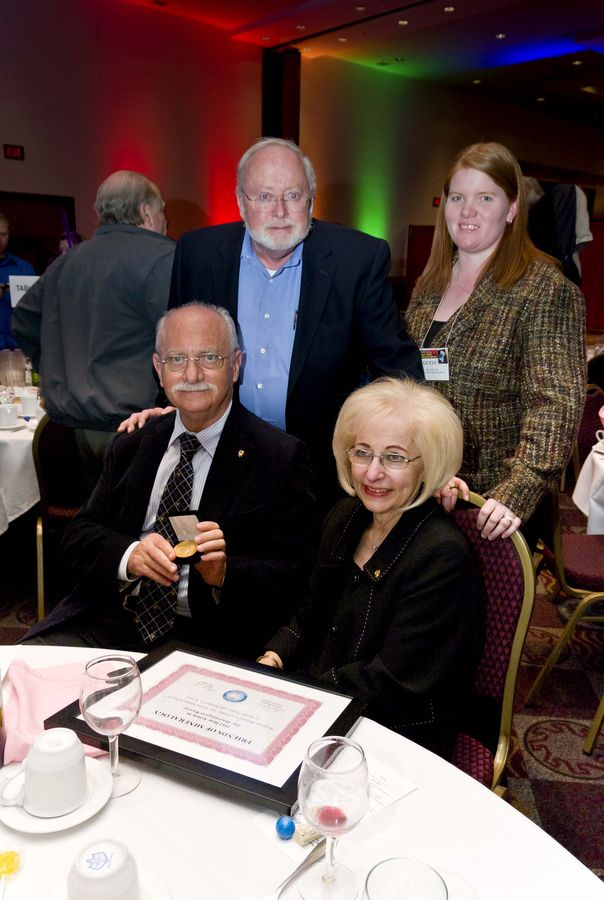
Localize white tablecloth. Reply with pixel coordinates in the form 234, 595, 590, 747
1, 645, 602, 900
573, 440, 604, 534
0, 417, 40, 535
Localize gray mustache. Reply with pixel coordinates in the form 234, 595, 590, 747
172, 382, 216, 392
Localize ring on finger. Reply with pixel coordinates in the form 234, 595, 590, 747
501, 515, 513, 524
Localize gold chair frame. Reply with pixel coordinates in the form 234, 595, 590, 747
457, 492, 536, 792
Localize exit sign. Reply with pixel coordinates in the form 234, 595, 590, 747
4, 144, 25, 161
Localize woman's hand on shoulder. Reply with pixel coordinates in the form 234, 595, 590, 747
476, 498, 521, 540
435, 477, 470, 512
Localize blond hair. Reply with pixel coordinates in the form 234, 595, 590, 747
333, 377, 463, 511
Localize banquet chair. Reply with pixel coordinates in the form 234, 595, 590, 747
524, 486, 604, 744
451, 492, 535, 793
569, 383, 604, 485
32, 414, 88, 621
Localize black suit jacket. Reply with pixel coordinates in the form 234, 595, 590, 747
28, 404, 318, 658
168, 220, 423, 504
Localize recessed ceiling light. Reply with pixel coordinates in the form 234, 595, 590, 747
536, 97, 545, 102
582, 85, 598, 94
472, 79, 481, 84
338, 37, 349, 42
495, 32, 506, 40
572, 59, 583, 66
261, 35, 270, 41
444, 6, 455, 12
296, 24, 306, 31
354, 5, 366, 10
395, 56, 405, 62
398, 19, 409, 26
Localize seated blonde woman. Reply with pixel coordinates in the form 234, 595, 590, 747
258, 377, 485, 759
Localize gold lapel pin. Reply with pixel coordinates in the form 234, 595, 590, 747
238, 449, 245, 458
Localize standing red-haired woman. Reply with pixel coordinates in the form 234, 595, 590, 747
405, 142, 585, 547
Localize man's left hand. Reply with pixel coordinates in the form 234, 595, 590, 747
193, 520, 227, 587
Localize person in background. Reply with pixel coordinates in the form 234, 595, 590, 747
405, 142, 585, 548
46, 230, 84, 269
123, 137, 423, 511
22, 303, 318, 656
258, 377, 484, 761
12, 171, 175, 489
0, 212, 35, 350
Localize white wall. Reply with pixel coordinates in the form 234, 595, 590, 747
1, 0, 262, 237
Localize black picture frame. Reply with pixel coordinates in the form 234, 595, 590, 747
45, 642, 363, 814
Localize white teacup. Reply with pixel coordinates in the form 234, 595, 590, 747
0, 728, 87, 818
0, 403, 18, 427
20, 393, 38, 417
67, 839, 142, 900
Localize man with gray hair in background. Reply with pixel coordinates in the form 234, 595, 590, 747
12, 170, 174, 486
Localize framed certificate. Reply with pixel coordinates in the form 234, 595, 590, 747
46, 642, 363, 813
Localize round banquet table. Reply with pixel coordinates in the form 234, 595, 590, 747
0, 645, 602, 900
0, 415, 40, 535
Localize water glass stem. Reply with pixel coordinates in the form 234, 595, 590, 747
109, 734, 120, 778
322, 836, 338, 883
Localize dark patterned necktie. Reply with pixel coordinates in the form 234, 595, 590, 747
133, 432, 200, 645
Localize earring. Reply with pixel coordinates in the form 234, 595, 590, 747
507, 217, 514, 225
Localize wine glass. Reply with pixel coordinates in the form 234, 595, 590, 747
365, 858, 449, 899
297, 735, 369, 899
79, 654, 143, 798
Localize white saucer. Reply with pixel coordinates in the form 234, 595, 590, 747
0, 423, 26, 431
0, 757, 112, 834
47, 865, 171, 900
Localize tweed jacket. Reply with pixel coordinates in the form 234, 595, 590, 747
267, 497, 485, 758
405, 260, 586, 521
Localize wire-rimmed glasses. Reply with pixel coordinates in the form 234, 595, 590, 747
158, 352, 232, 372
239, 190, 310, 211
346, 446, 422, 471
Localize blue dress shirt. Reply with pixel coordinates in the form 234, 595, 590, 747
237, 231, 303, 431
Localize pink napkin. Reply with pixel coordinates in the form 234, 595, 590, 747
3, 659, 106, 764
599, 405, 604, 429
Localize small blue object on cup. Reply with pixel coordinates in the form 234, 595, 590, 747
276, 815, 296, 840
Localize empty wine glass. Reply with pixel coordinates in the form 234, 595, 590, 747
365, 858, 448, 899
297, 735, 369, 899
80, 654, 143, 798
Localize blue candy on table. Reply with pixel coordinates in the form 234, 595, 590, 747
275, 815, 296, 840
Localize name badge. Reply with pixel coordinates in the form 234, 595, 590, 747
421, 347, 450, 381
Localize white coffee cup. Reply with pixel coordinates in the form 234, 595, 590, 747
0, 403, 18, 427
0, 728, 87, 818
67, 839, 142, 900
20, 393, 38, 417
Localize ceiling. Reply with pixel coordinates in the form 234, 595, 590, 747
124, 0, 604, 124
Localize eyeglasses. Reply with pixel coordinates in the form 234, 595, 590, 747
159, 352, 232, 372
239, 190, 310, 211
346, 447, 422, 471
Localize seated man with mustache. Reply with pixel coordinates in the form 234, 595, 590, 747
23, 303, 318, 657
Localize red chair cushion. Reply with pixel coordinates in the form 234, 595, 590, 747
452, 733, 494, 787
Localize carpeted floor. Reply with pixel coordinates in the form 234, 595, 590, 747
1, 502, 602, 879
506, 564, 604, 878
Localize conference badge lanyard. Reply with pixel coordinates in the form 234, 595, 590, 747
419, 299, 463, 382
